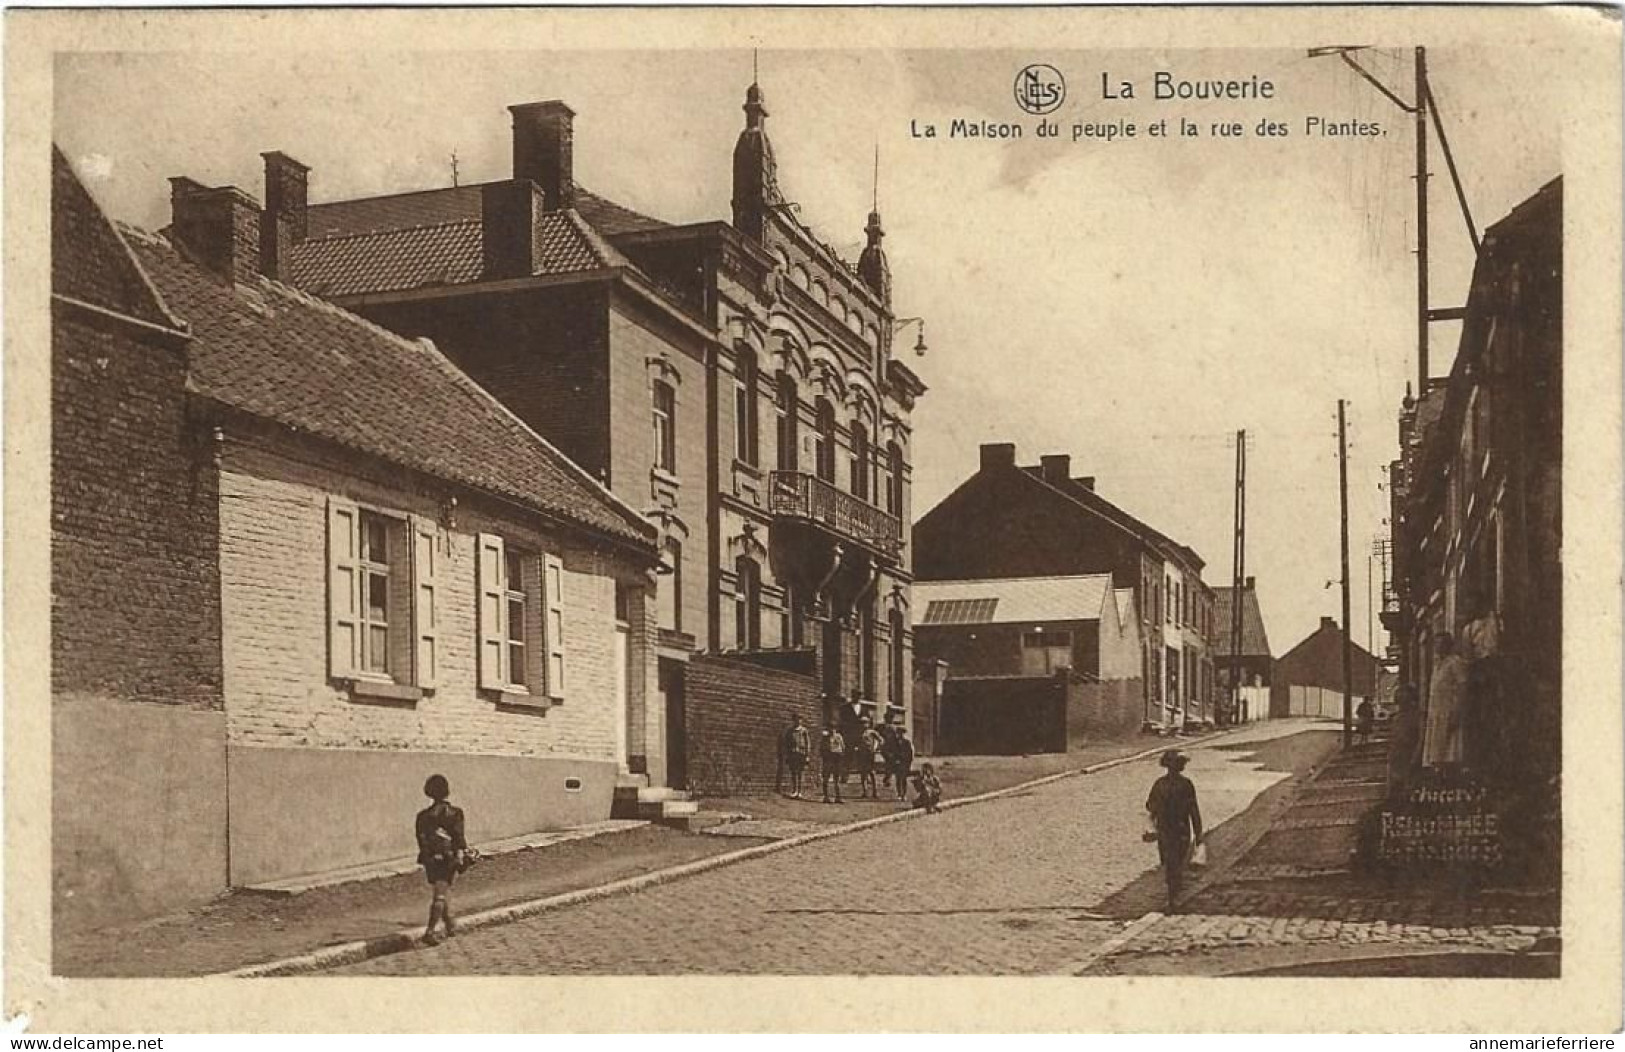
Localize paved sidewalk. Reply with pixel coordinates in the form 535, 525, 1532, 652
54, 822, 765, 977
1081, 736, 1562, 978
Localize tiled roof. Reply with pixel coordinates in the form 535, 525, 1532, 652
306, 183, 667, 241
307, 185, 485, 239
51, 147, 182, 330
576, 187, 669, 237
289, 208, 631, 299
289, 220, 483, 298
123, 226, 655, 549
915, 575, 1113, 626
1212, 585, 1272, 659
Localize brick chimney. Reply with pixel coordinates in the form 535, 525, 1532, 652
1076, 476, 1096, 491
1245, 575, 1256, 590
979, 442, 1016, 471
169, 177, 261, 286
480, 180, 542, 279
510, 101, 575, 211
1039, 454, 1071, 485
1320, 616, 1338, 631
259, 151, 309, 281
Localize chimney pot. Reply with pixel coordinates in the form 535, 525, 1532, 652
169, 178, 261, 286
1039, 454, 1071, 485
979, 442, 1016, 471
510, 101, 575, 211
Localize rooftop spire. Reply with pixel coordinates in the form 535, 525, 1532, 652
857, 142, 891, 308
733, 65, 779, 241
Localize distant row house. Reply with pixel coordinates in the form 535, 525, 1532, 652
913, 443, 1216, 738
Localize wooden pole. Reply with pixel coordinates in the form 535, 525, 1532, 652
1339, 400, 1354, 749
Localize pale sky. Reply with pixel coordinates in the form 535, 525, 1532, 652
54, 46, 1563, 655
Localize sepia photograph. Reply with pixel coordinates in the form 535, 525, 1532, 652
7, 4, 1621, 1034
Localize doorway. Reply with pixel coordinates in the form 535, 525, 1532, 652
661, 659, 687, 790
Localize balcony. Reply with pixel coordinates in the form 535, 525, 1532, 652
769, 470, 901, 557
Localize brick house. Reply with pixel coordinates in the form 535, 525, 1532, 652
1213, 576, 1273, 722
914, 444, 1216, 730
51, 149, 660, 924
249, 83, 926, 787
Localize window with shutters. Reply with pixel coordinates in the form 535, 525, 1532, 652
327, 498, 436, 698
478, 533, 565, 704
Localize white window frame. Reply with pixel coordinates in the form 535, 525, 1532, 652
327, 497, 436, 690
478, 532, 565, 702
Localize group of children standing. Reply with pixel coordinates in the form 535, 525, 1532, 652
779, 714, 942, 811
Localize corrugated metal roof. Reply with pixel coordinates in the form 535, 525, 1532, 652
915, 575, 1113, 626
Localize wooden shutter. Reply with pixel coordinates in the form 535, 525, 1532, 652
544, 552, 566, 699
327, 497, 360, 679
411, 516, 439, 688
477, 533, 507, 690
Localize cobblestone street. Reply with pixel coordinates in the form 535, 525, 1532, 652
335, 720, 1335, 975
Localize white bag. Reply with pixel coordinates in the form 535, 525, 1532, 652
1188, 840, 1209, 867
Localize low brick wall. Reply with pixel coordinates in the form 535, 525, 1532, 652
683, 653, 822, 796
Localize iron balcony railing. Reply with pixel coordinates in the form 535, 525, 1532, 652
769, 470, 902, 556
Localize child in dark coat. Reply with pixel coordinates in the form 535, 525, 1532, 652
415, 773, 467, 945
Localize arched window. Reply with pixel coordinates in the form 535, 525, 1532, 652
735, 556, 761, 650
775, 371, 799, 472
734, 348, 759, 466
790, 264, 810, 290
652, 380, 676, 473
886, 441, 904, 517
814, 398, 837, 484
831, 295, 846, 322
850, 420, 870, 501
812, 280, 830, 307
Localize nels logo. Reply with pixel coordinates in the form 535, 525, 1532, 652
1014, 64, 1066, 115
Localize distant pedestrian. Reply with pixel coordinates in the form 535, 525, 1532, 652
1146, 749, 1203, 911
1356, 698, 1375, 745
855, 717, 884, 798
890, 726, 916, 801
911, 762, 943, 813
821, 724, 847, 804
415, 774, 467, 945
782, 714, 811, 799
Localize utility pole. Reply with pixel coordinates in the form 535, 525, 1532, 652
1413, 46, 1430, 394
1307, 45, 1479, 393
1229, 429, 1247, 725
1338, 400, 1353, 749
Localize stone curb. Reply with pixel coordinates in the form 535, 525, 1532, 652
222, 727, 1246, 978
1070, 911, 1166, 975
